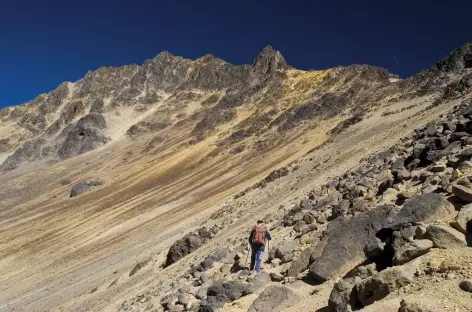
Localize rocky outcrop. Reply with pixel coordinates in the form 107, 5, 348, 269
309, 205, 395, 282
70, 179, 104, 197
164, 226, 221, 267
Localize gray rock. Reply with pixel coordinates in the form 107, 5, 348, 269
459, 280, 472, 293
309, 205, 395, 282
316, 214, 327, 224
452, 184, 472, 203
70, 179, 104, 197
430, 164, 447, 172
207, 280, 252, 301
328, 276, 363, 312
425, 225, 467, 248
393, 239, 433, 265
395, 194, 455, 224
398, 299, 438, 312
248, 271, 271, 293
270, 240, 299, 261
303, 213, 316, 224
270, 272, 284, 282
286, 247, 315, 277
200, 272, 211, 284
451, 203, 472, 233
247, 285, 298, 312
355, 265, 414, 307
196, 281, 212, 299
165, 234, 203, 267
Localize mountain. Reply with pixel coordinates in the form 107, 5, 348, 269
0, 43, 471, 312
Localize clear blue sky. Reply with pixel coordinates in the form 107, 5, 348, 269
1, 0, 470, 108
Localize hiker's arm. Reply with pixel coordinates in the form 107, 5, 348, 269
265, 231, 272, 240
248, 230, 254, 243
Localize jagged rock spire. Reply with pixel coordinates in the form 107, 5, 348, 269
252, 46, 288, 75
433, 42, 472, 73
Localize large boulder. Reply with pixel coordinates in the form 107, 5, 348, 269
394, 194, 455, 224
200, 280, 252, 311
425, 225, 467, 248
309, 205, 395, 282
248, 285, 298, 312
393, 239, 433, 265
270, 240, 299, 262
69, 179, 104, 197
328, 276, 363, 312
355, 265, 414, 307
286, 247, 315, 277
165, 235, 203, 267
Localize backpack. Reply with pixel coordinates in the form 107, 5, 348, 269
252, 225, 265, 245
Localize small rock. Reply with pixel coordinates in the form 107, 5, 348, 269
398, 299, 437, 312
271, 258, 282, 266
381, 188, 398, 202
316, 214, 327, 224
220, 264, 232, 276
270, 272, 284, 282
200, 272, 211, 283
459, 280, 472, 293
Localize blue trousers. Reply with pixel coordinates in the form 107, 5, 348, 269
250, 247, 264, 272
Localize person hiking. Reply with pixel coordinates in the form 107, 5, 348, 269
248, 220, 272, 272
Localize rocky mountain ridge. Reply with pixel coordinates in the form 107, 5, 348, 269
2, 43, 470, 173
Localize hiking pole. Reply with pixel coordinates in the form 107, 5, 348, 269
244, 241, 250, 268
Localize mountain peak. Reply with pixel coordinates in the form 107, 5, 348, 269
252, 45, 288, 74
433, 41, 472, 73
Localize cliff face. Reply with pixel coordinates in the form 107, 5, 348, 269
2, 44, 470, 172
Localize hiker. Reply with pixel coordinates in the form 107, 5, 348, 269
248, 220, 272, 272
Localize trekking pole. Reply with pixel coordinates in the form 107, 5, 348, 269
244, 241, 250, 268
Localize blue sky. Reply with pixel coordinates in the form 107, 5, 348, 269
0, 0, 470, 108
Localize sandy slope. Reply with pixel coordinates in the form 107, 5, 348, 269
0, 90, 459, 312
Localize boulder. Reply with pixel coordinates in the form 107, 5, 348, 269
309, 205, 395, 282
207, 280, 252, 301
393, 239, 433, 265
270, 240, 299, 262
248, 271, 271, 293
328, 276, 363, 312
247, 285, 298, 312
286, 247, 315, 277
425, 225, 466, 248
165, 235, 203, 267
451, 203, 472, 233
452, 184, 472, 203
69, 179, 104, 197
398, 299, 438, 312
355, 265, 414, 307
395, 194, 455, 224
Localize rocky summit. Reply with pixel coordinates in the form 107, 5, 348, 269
1, 43, 472, 312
